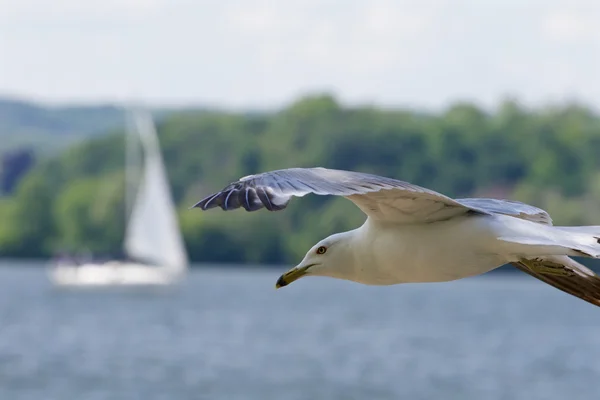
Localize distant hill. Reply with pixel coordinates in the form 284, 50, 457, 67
0, 97, 213, 154
0, 97, 126, 153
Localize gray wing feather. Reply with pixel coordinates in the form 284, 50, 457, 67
457, 198, 553, 225
192, 167, 491, 223
193, 167, 552, 225
512, 256, 600, 307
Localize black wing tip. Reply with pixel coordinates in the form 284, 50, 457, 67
190, 199, 206, 210
190, 192, 220, 210
193, 191, 240, 211
191, 187, 291, 213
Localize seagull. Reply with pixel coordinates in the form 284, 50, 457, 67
193, 167, 600, 307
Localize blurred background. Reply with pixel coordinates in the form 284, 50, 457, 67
1, 1, 600, 399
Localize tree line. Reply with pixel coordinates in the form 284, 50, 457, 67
1, 94, 600, 265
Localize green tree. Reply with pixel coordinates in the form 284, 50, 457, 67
53, 173, 125, 254
2, 94, 600, 263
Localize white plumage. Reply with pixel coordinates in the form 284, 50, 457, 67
194, 167, 600, 308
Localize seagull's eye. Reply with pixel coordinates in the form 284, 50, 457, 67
316, 246, 327, 255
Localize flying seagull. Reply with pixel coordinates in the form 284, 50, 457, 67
193, 167, 600, 307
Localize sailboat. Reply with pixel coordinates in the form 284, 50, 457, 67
48, 109, 188, 286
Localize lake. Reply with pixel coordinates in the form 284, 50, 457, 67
1, 262, 600, 400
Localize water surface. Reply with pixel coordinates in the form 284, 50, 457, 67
1, 262, 599, 400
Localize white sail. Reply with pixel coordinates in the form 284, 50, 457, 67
123, 111, 188, 273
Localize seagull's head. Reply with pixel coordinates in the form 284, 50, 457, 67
275, 232, 355, 289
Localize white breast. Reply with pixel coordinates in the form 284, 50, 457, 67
350, 215, 505, 285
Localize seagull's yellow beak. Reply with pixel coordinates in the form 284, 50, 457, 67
275, 264, 315, 289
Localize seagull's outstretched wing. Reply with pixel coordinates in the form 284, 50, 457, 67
457, 198, 553, 225
192, 167, 491, 224
512, 256, 600, 307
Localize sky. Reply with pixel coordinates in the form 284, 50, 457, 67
0, 0, 599, 109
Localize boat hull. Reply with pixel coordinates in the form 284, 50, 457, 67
48, 261, 184, 287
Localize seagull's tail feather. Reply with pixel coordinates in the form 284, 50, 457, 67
498, 225, 600, 259
555, 225, 600, 258
558, 225, 600, 236
512, 256, 600, 307
498, 236, 600, 258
